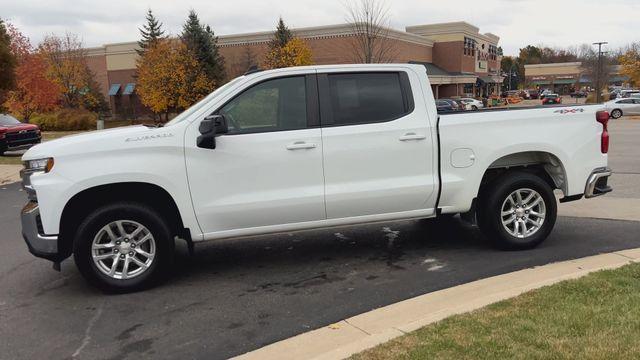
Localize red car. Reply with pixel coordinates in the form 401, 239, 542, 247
542, 94, 562, 105
0, 114, 42, 155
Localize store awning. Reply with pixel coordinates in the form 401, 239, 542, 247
551, 79, 577, 85
479, 75, 505, 84
108, 84, 121, 96
123, 83, 136, 95
410, 61, 477, 85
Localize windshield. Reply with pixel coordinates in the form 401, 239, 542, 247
0, 114, 21, 126
164, 76, 245, 127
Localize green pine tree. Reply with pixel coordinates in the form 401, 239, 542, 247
137, 9, 165, 55
271, 17, 293, 48
0, 19, 17, 110
181, 10, 226, 85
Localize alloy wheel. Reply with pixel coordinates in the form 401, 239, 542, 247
91, 220, 156, 280
500, 188, 546, 239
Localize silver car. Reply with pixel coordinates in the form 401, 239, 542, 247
605, 98, 640, 119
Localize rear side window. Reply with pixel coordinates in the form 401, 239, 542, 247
219, 76, 307, 134
323, 72, 412, 126
618, 99, 633, 104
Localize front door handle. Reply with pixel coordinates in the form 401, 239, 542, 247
399, 133, 426, 141
286, 141, 317, 150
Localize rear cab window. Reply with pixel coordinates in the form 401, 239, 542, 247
318, 72, 414, 126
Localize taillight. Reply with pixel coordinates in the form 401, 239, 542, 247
596, 111, 610, 154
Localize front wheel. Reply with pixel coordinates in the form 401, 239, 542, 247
73, 202, 174, 292
610, 109, 623, 119
478, 171, 557, 250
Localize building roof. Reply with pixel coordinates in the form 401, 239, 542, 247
410, 61, 478, 85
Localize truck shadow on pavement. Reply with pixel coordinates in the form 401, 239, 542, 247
170, 217, 486, 285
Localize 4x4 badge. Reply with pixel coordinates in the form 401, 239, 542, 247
554, 109, 585, 114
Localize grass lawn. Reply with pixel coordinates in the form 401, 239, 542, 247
353, 263, 640, 360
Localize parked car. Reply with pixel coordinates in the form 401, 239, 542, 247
542, 94, 562, 105
0, 114, 41, 155
459, 97, 484, 110
605, 98, 640, 119
439, 99, 462, 111
527, 90, 540, 99
620, 90, 640, 98
20, 64, 612, 291
436, 99, 456, 113
570, 90, 588, 98
540, 89, 553, 99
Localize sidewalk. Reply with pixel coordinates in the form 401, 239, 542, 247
0, 165, 21, 185
235, 248, 640, 360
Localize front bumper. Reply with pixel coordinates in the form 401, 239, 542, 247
585, 167, 613, 198
21, 201, 60, 261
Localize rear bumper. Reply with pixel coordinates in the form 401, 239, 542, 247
21, 201, 60, 261
585, 167, 613, 198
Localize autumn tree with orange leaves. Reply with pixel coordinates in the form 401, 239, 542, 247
3, 22, 62, 121
136, 39, 214, 121
263, 18, 314, 69
5, 53, 62, 121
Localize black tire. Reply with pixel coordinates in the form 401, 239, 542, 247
472, 105, 478, 111
477, 171, 557, 250
73, 202, 174, 292
611, 109, 623, 119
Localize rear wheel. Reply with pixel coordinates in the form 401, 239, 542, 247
478, 171, 557, 250
611, 109, 623, 119
73, 202, 174, 292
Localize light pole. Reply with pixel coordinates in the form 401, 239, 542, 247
593, 42, 608, 103
508, 64, 517, 91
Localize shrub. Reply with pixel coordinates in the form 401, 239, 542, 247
31, 109, 97, 131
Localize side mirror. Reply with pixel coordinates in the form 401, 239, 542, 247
197, 115, 228, 149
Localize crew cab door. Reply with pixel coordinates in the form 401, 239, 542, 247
318, 68, 437, 219
185, 73, 326, 236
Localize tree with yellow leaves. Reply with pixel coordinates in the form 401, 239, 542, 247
619, 43, 640, 87
136, 39, 214, 121
263, 18, 314, 69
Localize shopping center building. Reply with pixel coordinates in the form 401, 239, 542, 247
85, 21, 503, 118
524, 62, 630, 94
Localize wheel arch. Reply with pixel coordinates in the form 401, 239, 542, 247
478, 151, 568, 197
58, 182, 191, 259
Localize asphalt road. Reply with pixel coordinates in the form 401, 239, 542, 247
0, 119, 639, 360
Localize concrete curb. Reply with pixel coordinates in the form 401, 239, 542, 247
234, 248, 640, 360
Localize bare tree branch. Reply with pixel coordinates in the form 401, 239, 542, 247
343, 0, 397, 63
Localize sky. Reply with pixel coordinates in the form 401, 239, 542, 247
2, 0, 638, 56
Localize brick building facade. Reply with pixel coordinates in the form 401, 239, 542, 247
85, 22, 503, 119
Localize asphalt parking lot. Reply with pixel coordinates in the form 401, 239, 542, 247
0, 119, 639, 360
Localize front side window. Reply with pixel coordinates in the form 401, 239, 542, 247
219, 76, 307, 134
326, 73, 409, 126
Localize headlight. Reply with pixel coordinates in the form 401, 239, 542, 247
24, 158, 55, 173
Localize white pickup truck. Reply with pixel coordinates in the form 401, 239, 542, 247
20, 64, 612, 291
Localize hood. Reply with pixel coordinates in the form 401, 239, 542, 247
22, 125, 178, 161
1, 123, 38, 132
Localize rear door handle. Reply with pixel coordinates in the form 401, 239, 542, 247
286, 141, 317, 150
399, 133, 426, 141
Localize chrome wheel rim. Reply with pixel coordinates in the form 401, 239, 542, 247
500, 188, 546, 239
91, 220, 156, 280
